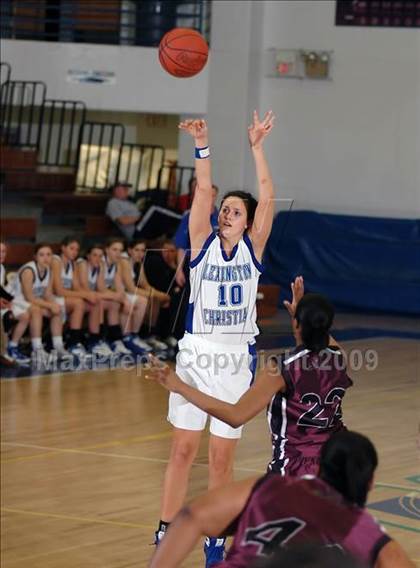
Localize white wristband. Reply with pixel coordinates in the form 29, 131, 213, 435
195, 146, 210, 159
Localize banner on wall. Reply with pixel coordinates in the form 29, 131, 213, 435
262, 211, 420, 315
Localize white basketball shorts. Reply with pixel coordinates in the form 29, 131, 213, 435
168, 333, 257, 439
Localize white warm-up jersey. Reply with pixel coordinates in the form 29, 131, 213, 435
76, 258, 100, 291
53, 255, 74, 289
186, 232, 263, 345
104, 257, 117, 289
0, 264, 5, 287
13, 261, 50, 299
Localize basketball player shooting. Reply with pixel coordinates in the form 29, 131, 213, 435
153, 110, 275, 567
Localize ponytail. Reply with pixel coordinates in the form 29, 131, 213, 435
295, 293, 334, 352
319, 431, 378, 507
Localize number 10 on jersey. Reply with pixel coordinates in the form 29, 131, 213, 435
218, 284, 243, 307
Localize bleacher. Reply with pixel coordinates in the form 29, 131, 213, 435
0, 60, 196, 260
1, 60, 279, 317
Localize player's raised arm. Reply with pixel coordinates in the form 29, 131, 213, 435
178, 119, 214, 258
248, 110, 276, 260
284, 276, 345, 352
148, 477, 259, 568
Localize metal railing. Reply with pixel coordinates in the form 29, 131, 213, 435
76, 121, 126, 192
1, 1, 212, 46
0, 62, 194, 205
0, 79, 46, 147
157, 164, 195, 208
117, 143, 165, 193
38, 99, 86, 168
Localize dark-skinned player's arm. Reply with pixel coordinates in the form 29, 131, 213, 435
148, 476, 260, 568
146, 357, 285, 428
179, 118, 214, 261
284, 276, 344, 352
247, 110, 276, 261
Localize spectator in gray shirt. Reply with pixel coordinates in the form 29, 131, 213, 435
106, 182, 141, 240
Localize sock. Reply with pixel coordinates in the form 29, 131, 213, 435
89, 333, 100, 345
108, 325, 122, 343
159, 520, 170, 532
67, 329, 81, 347
52, 336, 64, 350
154, 520, 170, 546
8, 341, 17, 349
156, 520, 170, 539
32, 337, 42, 350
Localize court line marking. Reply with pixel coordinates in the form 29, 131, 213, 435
398, 494, 420, 520
1, 506, 154, 530
0, 541, 111, 566
0, 363, 138, 381
1, 441, 264, 473
378, 519, 420, 534
3, 505, 419, 541
2, 442, 418, 484
1, 431, 173, 464
374, 483, 420, 493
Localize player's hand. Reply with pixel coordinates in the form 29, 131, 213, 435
145, 355, 182, 393
0, 298, 11, 309
179, 118, 208, 144
248, 110, 275, 149
84, 291, 97, 304
283, 276, 304, 317
153, 289, 171, 306
49, 302, 61, 316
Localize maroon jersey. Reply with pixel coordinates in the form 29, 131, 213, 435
218, 475, 390, 568
268, 345, 353, 474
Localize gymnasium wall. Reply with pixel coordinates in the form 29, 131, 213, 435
203, 0, 419, 218
259, 0, 420, 218
2, 2, 419, 217
0, 40, 209, 115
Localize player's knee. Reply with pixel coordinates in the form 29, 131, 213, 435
30, 305, 42, 318
74, 298, 84, 313
170, 439, 197, 468
208, 447, 234, 476
19, 310, 31, 323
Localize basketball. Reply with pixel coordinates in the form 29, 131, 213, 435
158, 28, 209, 78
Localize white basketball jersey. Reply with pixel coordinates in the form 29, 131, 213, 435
104, 257, 117, 289
0, 264, 5, 287
186, 232, 262, 345
76, 258, 100, 291
13, 261, 50, 299
54, 255, 74, 290
120, 253, 138, 285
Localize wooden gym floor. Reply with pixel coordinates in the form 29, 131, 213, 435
1, 324, 419, 566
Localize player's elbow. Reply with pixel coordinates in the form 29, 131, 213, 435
177, 505, 205, 534
177, 505, 194, 521
225, 413, 244, 429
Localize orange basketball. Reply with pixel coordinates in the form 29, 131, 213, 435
159, 28, 209, 78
